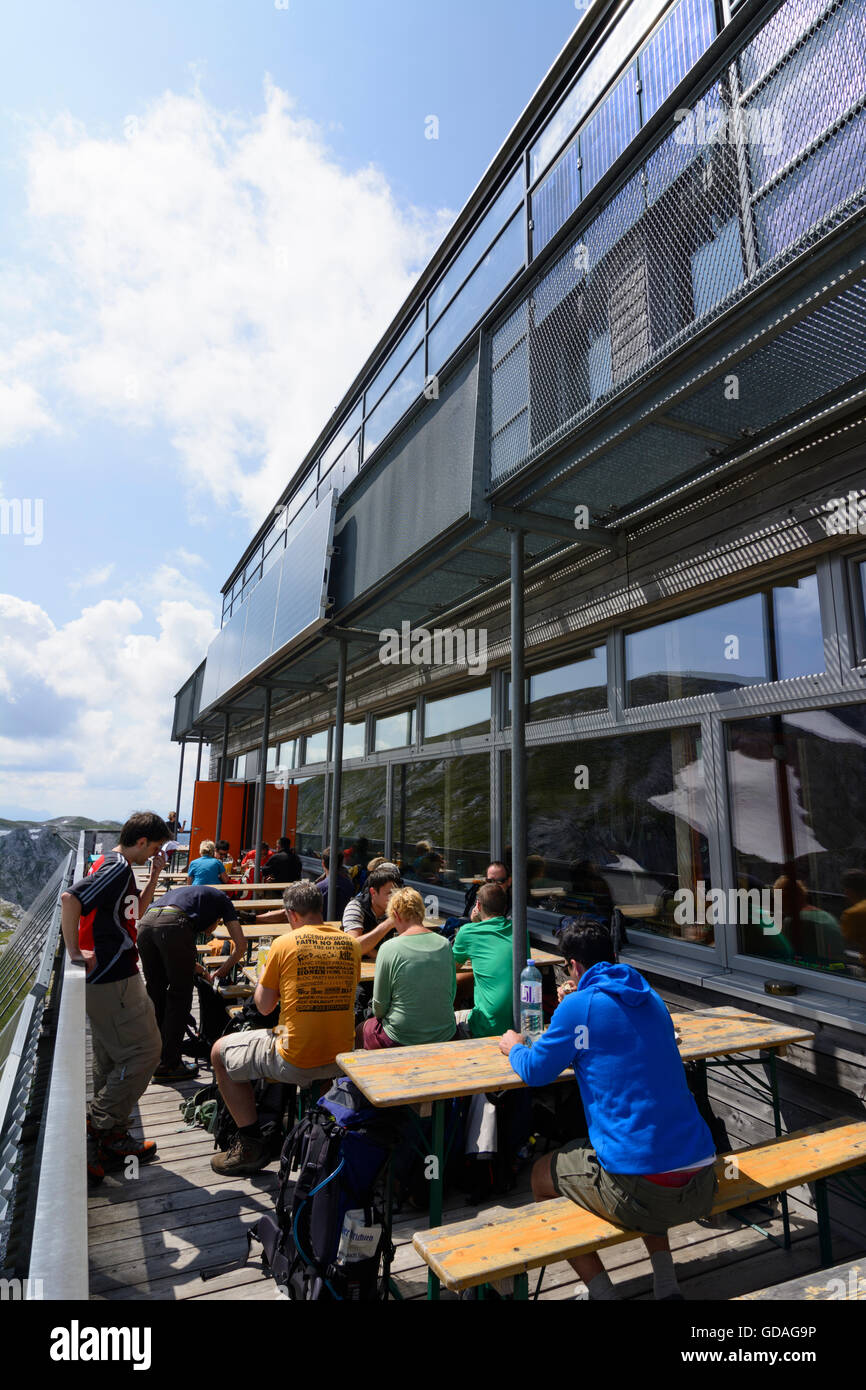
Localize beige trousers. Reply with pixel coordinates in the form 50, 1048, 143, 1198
86, 972, 163, 1133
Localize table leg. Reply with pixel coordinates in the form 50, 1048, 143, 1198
768, 1051, 791, 1250
427, 1100, 445, 1301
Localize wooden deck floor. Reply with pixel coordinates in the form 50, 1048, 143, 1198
86, 1066, 863, 1302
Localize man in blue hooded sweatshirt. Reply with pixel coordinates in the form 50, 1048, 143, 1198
500, 919, 716, 1301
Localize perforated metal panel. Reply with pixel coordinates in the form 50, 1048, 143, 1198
199, 494, 335, 711
491, 0, 866, 485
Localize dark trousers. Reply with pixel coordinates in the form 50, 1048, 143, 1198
137, 917, 196, 1068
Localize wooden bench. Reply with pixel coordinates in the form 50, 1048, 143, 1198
735, 1259, 866, 1300
413, 1118, 866, 1297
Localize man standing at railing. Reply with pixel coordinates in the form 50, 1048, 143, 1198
61, 812, 171, 1183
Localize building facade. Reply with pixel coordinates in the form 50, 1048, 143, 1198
174, 0, 866, 1040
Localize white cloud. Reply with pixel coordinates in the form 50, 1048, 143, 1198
0, 590, 218, 821
0, 379, 56, 449
11, 80, 451, 524
67, 563, 115, 592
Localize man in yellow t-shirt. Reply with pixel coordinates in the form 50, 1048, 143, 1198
211, 879, 361, 1175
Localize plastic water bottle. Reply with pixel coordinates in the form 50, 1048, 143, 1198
520, 959, 543, 1046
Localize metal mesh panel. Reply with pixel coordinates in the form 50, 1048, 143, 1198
491, 0, 866, 484
543, 271, 866, 516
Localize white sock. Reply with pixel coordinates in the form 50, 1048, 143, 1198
587, 1271, 620, 1300
651, 1250, 679, 1299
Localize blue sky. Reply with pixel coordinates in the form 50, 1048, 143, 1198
0, 0, 579, 822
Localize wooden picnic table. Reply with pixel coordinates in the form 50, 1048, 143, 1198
337, 1005, 814, 1299
213, 922, 291, 940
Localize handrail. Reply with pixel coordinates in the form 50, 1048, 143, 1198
0, 850, 74, 1275
28, 833, 89, 1299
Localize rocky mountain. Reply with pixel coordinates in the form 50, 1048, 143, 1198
0, 815, 122, 833
0, 827, 72, 911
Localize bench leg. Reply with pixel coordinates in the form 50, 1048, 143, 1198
427, 1100, 445, 1302
768, 1052, 791, 1251
513, 1273, 529, 1300
814, 1178, 833, 1267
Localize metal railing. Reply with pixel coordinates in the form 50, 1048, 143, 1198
0, 834, 90, 1297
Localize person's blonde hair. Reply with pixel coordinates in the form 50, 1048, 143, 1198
199, 840, 217, 858
389, 886, 426, 925
367, 855, 386, 873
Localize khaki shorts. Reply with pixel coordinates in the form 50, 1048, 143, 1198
218, 1030, 341, 1087
551, 1137, 717, 1236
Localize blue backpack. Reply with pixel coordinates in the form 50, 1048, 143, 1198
250, 1077, 407, 1301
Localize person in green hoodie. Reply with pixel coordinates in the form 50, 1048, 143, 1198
453, 881, 521, 1037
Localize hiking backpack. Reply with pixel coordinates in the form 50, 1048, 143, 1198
250, 1077, 407, 1301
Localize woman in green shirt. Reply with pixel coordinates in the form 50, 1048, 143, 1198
359, 887, 456, 1049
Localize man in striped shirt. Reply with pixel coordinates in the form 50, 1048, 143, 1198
61, 812, 171, 1180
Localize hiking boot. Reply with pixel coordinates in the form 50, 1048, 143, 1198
98, 1129, 159, 1168
210, 1133, 269, 1175
152, 1061, 198, 1083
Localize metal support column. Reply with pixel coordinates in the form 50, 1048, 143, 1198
216, 713, 230, 842
510, 526, 527, 1030
194, 736, 204, 785
328, 639, 347, 921
253, 689, 272, 882
174, 739, 185, 832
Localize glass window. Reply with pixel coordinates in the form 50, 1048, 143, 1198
428, 167, 524, 323
428, 213, 525, 376
303, 728, 330, 765
295, 775, 326, 856
529, 0, 668, 182
286, 466, 318, 522
581, 66, 641, 196
319, 399, 363, 475
365, 312, 425, 413
362, 345, 426, 461
392, 754, 491, 883
342, 720, 366, 760
266, 746, 277, 772
374, 708, 416, 751
505, 727, 712, 942
727, 706, 866, 978
423, 687, 491, 743
532, 138, 582, 255
640, 0, 717, 122
338, 766, 386, 855
277, 739, 297, 771
626, 576, 824, 704
773, 575, 825, 679
506, 647, 608, 723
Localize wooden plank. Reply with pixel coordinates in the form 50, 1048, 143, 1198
413, 1119, 866, 1290
337, 1009, 813, 1107
736, 1260, 866, 1300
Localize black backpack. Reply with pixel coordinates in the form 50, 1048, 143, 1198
250, 1077, 408, 1301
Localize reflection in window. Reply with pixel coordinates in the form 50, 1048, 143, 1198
626, 575, 823, 704
423, 687, 491, 743
581, 67, 641, 196
727, 707, 866, 978
639, 0, 716, 122
363, 345, 426, 461
342, 720, 366, 760
506, 647, 608, 723
393, 755, 491, 882
365, 312, 425, 413
374, 708, 415, 751
338, 766, 386, 856
303, 729, 330, 765
266, 746, 277, 772
428, 214, 525, 375
295, 775, 325, 856
428, 167, 523, 323
505, 728, 711, 942
277, 740, 297, 771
